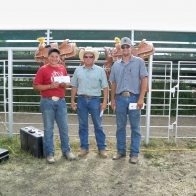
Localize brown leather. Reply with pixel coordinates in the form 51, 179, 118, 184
59, 39, 77, 66
103, 46, 113, 84
120, 92, 133, 97
111, 42, 122, 61
132, 39, 155, 59
34, 43, 48, 65
78, 150, 89, 157
104, 39, 155, 62
35, 43, 58, 65
82, 95, 92, 98
80, 95, 99, 98
103, 39, 154, 92
34, 39, 77, 67
112, 153, 126, 160
99, 150, 107, 158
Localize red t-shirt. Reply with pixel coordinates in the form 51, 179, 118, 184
33, 64, 68, 97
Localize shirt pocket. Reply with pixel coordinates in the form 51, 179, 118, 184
90, 77, 100, 88
77, 72, 86, 84
130, 68, 139, 78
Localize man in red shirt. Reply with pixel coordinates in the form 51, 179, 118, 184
33, 48, 76, 164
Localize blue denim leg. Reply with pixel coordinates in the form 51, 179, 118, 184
40, 98, 55, 156
115, 94, 141, 155
77, 96, 106, 150
128, 95, 141, 156
115, 95, 128, 155
55, 99, 71, 154
88, 97, 106, 151
77, 96, 90, 150
40, 98, 70, 156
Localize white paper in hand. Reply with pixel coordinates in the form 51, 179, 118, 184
100, 110, 104, 117
129, 103, 145, 110
54, 76, 70, 83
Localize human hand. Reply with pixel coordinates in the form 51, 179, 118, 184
71, 102, 77, 110
111, 100, 116, 111
51, 81, 59, 88
137, 98, 144, 109
60, 82, 70, 88
100, 102, 107, 111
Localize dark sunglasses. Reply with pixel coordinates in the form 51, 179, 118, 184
84, 55, 94, 59
121, 45, 131, 49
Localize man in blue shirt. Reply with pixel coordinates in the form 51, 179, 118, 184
109, 37, 148, 164
71, 47, 108, 158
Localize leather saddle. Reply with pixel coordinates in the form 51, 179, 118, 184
35, 42, 58, 65
103, 46, 113, 82
59, 39, 77, 64
111, 39, 155, 61
34, 38, 77, 67
103, 38, 154, 91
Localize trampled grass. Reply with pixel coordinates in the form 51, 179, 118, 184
0, 135, 196, 162
0, 135, 196, 196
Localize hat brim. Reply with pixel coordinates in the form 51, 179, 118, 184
79, 49, 99, 61
120, 43, 132, 46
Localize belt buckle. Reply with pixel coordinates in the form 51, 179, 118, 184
122, 92, 130, 97
52, 96, 60, 101
84, 95, 91, 98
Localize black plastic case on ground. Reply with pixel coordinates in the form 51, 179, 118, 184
20, 126, 44, 158
0, 148, 9, 162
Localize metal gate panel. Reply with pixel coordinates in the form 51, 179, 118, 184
0, 60, 8, 134
175, 61, 196, 141
147, 61, 173, 141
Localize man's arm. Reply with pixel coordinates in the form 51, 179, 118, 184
33, 84, 50, 91
137, 76, 147, 109
101, 87, 108, 111
33, 82, 60, 91
71, 86, 77, 110
110, 82, 116, 110
60, 82, 70, 89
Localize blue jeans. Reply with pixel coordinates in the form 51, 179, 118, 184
115, 94, 141, 156
40, 97, 71, 156
77, 95, 106, 151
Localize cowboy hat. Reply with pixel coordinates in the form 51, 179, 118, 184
79, 46, 99, 61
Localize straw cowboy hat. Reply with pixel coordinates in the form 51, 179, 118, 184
79, 46, 99, 61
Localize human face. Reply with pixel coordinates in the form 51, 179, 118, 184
48, 52, 60, 66
83, 52, 95, 66
121, 44, 132, 57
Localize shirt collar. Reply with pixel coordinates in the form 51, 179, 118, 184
82, 64, 95, 69
120, 55, 134, 63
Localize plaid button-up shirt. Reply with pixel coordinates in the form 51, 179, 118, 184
71, 64, 108, 96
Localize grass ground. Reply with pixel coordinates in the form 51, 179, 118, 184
0, 136, 196, 196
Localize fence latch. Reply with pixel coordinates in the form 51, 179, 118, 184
171, 84, 179, 97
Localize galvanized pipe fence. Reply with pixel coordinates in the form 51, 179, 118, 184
0, 47, 196, 143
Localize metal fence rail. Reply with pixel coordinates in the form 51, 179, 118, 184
1, 47, 196, 143
175, 61, 196, 141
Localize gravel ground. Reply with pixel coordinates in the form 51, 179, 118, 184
1, 113, 196, 139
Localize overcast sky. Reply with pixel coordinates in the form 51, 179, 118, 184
0, 0, 196, 32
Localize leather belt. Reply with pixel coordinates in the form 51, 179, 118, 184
120, 91, 133, 97
42, 96, 63, 101
80, 95, 99, 98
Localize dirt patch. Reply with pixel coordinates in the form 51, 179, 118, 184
0, 114, 196, 195
0, 148, 196, 196
1, 114, 196, 139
